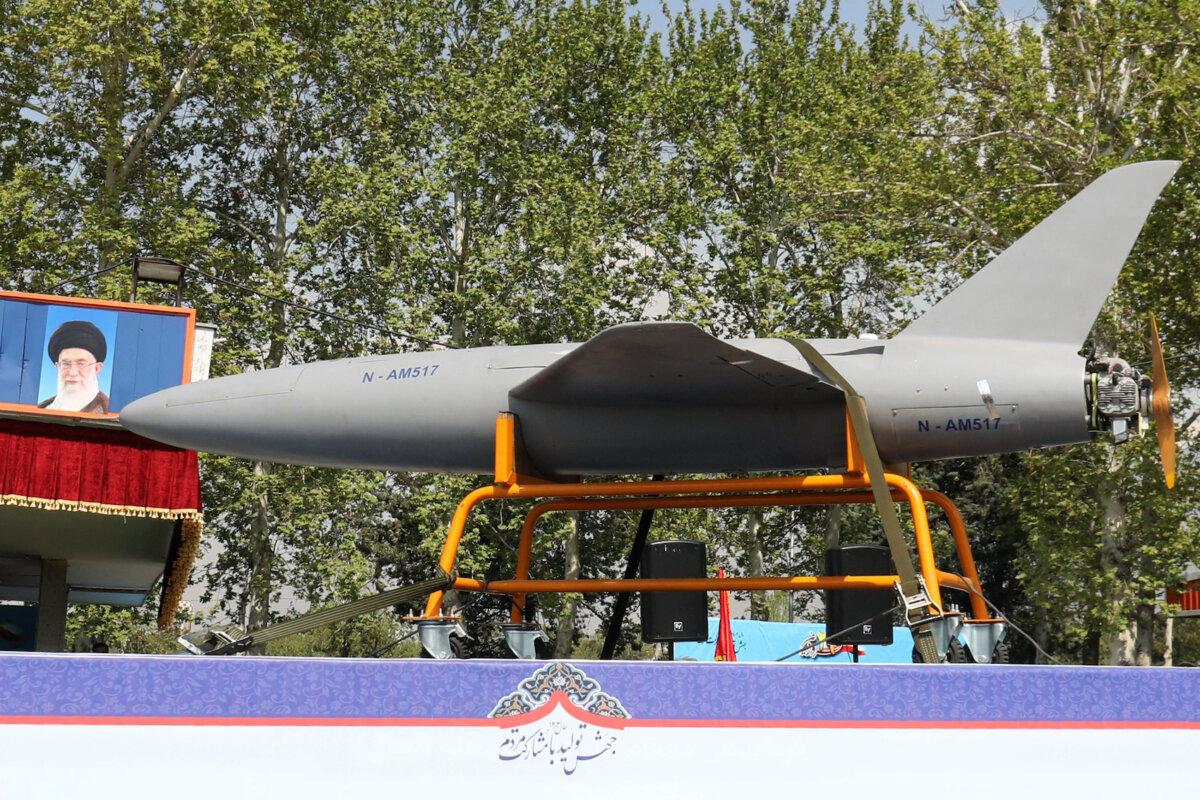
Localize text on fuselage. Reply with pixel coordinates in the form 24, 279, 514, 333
917, 417, 1002, 432
361, 364, 440, 383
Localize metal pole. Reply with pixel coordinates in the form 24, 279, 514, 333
787, 528, 795, 624
600, 475, 663, 660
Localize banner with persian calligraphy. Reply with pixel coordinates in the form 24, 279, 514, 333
0, 653, 1196, 797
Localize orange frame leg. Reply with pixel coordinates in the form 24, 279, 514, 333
425, 413, 987, 623
922, 489, 990, 620
423, 485, 501, 617
424, 472, 940, 618
507, 488, 979, 623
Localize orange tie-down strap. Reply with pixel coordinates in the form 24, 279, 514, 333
784, 338, 941, 662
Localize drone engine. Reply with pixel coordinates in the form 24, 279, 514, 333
1085, 355, 1152, 443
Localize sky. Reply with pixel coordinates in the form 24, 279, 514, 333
627, 0, 1044, 41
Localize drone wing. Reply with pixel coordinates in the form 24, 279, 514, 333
510, 322, 841, 406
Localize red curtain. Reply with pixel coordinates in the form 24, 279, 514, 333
1167, 580, 1200, 613
0, 418, 200, 518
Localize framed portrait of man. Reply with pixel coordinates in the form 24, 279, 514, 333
38, 312, 117, 414
0, 292, 196, 423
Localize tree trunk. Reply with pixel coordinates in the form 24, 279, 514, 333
1109, 623, 1135, 666
1083, 540, 1105, 664
451, 189, 469, 345
1134, 602, 1154, 666
242, 133, 292, 653
1164, 616, 1174, 667
553, 513, 581, 658
98, 36, 129, 279
747, 510, 767, 621
825, 506, 842, 552
1034, 621, 1049, 665
246, 460, 274, 653
1099, 446, 1130, 665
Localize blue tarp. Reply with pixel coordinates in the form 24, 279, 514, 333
673, 618, 914, 663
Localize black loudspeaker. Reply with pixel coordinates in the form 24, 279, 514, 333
825, 545, 895, 645
640, 540, 708, 643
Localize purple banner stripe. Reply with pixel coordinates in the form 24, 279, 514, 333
1, 654, 1198, 723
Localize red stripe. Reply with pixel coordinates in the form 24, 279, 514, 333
0, 716, 499, 727
488, 691, 628, 729
621, 718, 1200, 730
0, 715, 1196, 730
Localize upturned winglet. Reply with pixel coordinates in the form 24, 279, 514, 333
898, 161, 1181, 345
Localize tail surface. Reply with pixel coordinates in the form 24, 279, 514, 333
898, 161, 1181, 345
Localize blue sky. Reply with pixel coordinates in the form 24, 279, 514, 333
628, 0, 1044, 41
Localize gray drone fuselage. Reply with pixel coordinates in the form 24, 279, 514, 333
119, 161, 1181, 475
118, 334, 1082, 475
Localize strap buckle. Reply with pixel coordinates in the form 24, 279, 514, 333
895, 577, 942, 626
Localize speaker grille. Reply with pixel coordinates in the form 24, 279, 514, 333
640, 540, 708, 642
825, 545, 895, 645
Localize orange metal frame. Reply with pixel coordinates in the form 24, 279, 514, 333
421, 413, 993, 625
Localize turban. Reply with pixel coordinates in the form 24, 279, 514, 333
47, 320, 107, 363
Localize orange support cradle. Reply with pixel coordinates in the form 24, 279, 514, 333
421, 412, 991, 625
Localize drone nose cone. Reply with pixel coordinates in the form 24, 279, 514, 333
119, 390, 177, 444
119, 366, 307, 454
120, 383, 227, 451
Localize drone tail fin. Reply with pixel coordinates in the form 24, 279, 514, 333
897, 161, 1180, 345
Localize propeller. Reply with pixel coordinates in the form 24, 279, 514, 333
1148, 315, 1176, 489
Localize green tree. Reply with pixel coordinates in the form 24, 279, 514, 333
186, 0, 396, 636
661, 0, 946, 618
0, 0, 258, 294
919, 0, 1200, 663
309, 0, 679, 653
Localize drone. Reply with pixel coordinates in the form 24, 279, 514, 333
129, 161, 1180, 664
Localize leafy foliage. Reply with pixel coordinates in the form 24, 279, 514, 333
2, 0, 1197, 663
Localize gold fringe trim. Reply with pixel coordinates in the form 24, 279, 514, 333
159, 516, 203, 630
0, 494, 201, 521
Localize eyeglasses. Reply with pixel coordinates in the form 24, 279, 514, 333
56, 359, 97, 371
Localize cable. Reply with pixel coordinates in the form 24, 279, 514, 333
956, 582, 1062, 665
774, 603, 902, 662
773, 583, 1060, 665
188, 266, 457, 350
48, 265, 119, 293
370, 586, 489, 658
1132, 347, 1200, 368
369, 626, 419, 658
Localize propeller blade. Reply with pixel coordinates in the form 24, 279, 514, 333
1149, 315, 1176, 489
